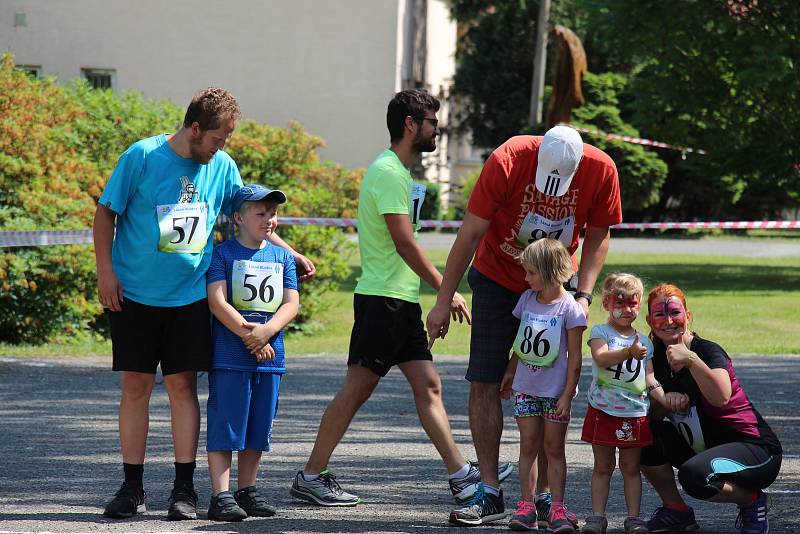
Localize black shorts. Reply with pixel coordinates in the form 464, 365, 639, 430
347, 293, 432, 377
107, 298, 212, 375
466, 267, 523, 383
641, 420, 782, 499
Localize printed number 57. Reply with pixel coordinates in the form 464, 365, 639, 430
171, 216, 200, 244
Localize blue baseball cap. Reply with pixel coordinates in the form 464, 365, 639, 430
231, 184, 287, 213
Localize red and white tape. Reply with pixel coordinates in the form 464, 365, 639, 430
564, 124, 707, 155
1, 220, 798, 247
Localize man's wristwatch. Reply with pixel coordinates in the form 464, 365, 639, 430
574, 291, 593, 306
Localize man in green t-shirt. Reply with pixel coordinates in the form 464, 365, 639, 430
290, 90, 512, 508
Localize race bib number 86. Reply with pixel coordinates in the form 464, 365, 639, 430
232, 260, 284, 313
513, 311, 562, 367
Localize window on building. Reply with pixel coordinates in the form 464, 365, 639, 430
82, 68, 116, 90
16, 65, 41, 78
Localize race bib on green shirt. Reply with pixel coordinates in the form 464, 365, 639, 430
410, 182, 427, 227
517, 212, 574, 248
156, 202, 208, 253
667, 406, 707, 453
231, 260, 284, 313
513, 311, 561, 367
596, 338, 646, 394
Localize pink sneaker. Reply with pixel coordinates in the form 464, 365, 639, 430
509, 500, 536, 531
549, 502, 576, 533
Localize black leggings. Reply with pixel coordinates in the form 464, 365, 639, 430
641, 421, 782, 500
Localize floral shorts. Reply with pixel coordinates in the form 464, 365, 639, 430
513, 393, 570, 424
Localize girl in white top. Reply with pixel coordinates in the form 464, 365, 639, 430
500, 238, 586, 533
580, 273, 657, 534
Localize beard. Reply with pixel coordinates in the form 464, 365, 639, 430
189, 136, 212, 164
412, 131, 437, 153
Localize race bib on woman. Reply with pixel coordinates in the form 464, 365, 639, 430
596, 338, 646, 394
513, 311, 561, 367
517, 212, 574, 248
231, 260, 284, 313
156, 202, 208, 253
667, 406, 707, 453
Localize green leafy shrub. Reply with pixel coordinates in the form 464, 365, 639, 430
417, 180, 442, 223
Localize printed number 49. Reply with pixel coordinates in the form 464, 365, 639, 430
170, 216, 200, 244
242, 274, 274, 303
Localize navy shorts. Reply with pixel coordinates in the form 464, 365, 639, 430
348, 293, 432, 377
107, 298, 212, 375
466, 268, 522, 383
206, 370, 282, 452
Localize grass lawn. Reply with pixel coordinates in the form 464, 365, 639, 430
2, 249, 799, 357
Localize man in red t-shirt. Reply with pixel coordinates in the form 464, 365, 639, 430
428, 126, 622, 526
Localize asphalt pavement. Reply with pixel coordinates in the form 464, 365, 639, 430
0, 354, 797, 533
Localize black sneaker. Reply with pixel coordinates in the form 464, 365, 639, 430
207, 491, 247, 522
103, 481, 146, 518
234, 485, 276, 517
167, 480, 198, 520
448, 485, 506, 526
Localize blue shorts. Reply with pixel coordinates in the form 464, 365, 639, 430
206, 369, 282, 452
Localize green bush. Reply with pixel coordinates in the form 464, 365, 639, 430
0, 54, 360, 342
417, 180, 442, 223
447, 169, 480, 222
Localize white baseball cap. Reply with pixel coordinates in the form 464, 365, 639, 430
534, 125, 584, 196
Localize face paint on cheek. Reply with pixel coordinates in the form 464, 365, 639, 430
649, 297, 686, 331
666, 299, 687, 329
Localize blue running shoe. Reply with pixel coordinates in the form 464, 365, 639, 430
448, 485, 506, 526
736, 492, 769, 534
647, 506, 699, 533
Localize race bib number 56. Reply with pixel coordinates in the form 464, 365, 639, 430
513, 311, 562, 367
157, 202, 208, 253
232, 261, 284, 313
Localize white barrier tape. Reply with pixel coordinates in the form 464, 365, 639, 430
2, 219, 798, 247
564, 124, 707, 155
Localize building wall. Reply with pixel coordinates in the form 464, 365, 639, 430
1, 0, 407, 169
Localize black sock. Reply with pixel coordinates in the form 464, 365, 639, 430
123, 463, 144, 486
174, 461, 196, 485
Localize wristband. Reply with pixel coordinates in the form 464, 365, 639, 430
685, 353, 696, 369
574, 291, 593, 306
646, 382, 662, 394
623, 346, 631, 359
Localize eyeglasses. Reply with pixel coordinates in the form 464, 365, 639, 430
411, 116, 439, 129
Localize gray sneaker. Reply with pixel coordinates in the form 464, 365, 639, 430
624, 516, 650, 534
582, 515, 608, 534
449, 460, 515, 503
290, 469, 360, 507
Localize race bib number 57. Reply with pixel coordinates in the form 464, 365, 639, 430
513, 311, 562, 367
157, 202, 208, 253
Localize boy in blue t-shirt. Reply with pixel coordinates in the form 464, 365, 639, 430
205, 184, 299, 521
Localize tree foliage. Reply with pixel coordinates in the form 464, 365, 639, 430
449, 0, 800, 219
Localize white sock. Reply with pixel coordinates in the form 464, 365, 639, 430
535, 491, 550, 502
484, 484, 500, 496
449, 463, 471, 479
302, 472, 320, 481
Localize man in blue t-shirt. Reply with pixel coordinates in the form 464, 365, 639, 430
93, 88, 315, 521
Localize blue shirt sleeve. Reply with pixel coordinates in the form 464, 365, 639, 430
283, 250, 298, 291
219, 158, 243, 217
206, 243, 227, 285
98, 142, 146, 215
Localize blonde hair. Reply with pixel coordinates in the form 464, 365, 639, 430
518, 238, 573, 287
600, 273, 645, 302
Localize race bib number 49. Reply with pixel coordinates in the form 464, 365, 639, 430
231, 261, 284, 313
513, 311, 562, 367
410, 182, 427, 227
517, 212, 574, 248
157, 202, 208, 253
597, 338, 646, 394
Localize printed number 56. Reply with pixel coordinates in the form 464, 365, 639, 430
242, 274, 274, 303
